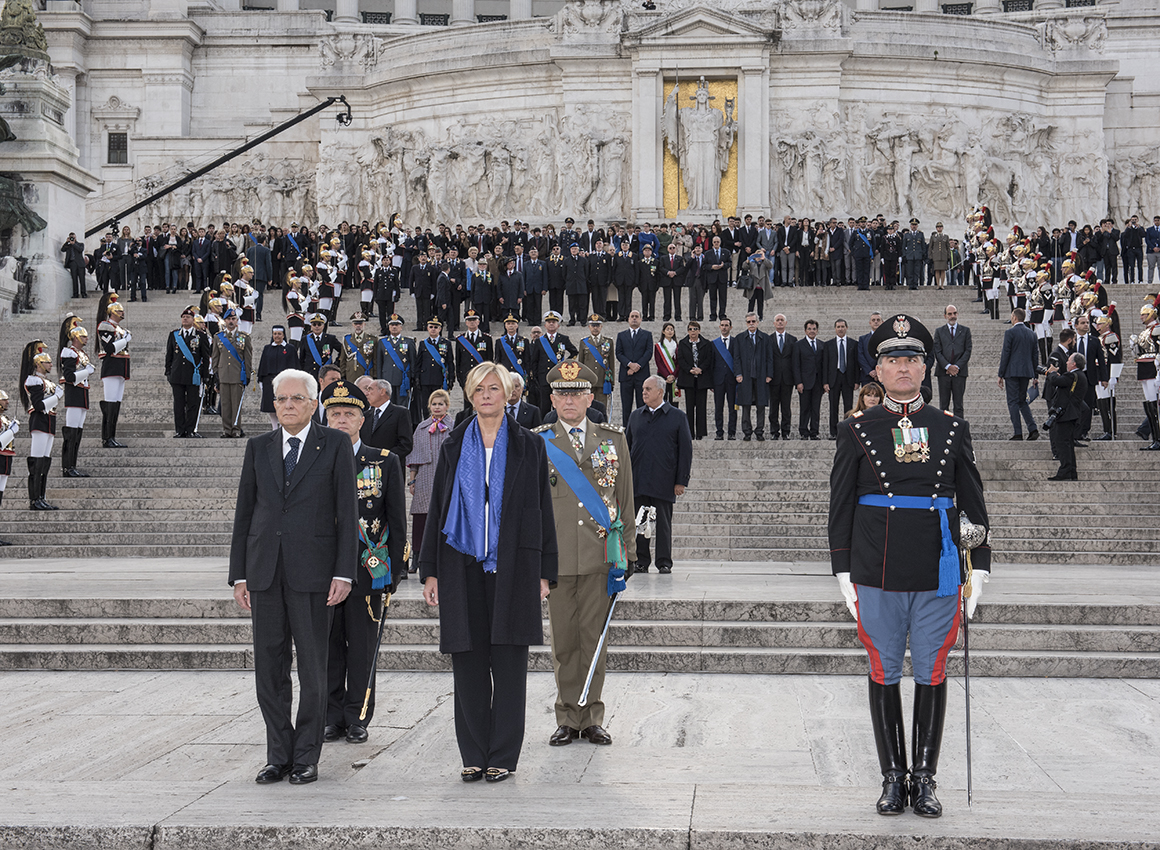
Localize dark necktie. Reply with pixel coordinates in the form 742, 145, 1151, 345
285, 436, 301, 480
507, 404, 516, 418
1081, 336, 1087, 358
372, 408, 381, 431
778, 334, 783, 352
838, 339, 846, 373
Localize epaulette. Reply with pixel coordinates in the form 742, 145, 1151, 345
852, 411, 863, 418
379, 448, 391, 457
532, 424, 552, 434
597, 422, 625, 434
944, 410, 954, 417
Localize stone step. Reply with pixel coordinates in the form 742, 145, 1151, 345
670, 547, 1156, 565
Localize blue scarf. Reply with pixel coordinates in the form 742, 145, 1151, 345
442, 416, 508, 573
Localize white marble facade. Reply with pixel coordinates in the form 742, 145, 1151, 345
35, 0, 1160, 235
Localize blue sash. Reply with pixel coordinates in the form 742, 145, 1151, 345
465, 267, 473, 293
306, 334, 325, 368
457, 335, 484, 365
173, 331, 201, 386
424, 339, 448, 390
286, 232, 302, 257
858, 232, 875, 258
857, 495, 959, 598
248, 232, 259, 247
539, 431, 611, 531
584, 338, 612, 395
381, 338, 410, 400
345, 334, 371, 376
714, 337, 734, 373
498, 337, 526, 380
216, 332, 248, 386
539, 335, 559, 367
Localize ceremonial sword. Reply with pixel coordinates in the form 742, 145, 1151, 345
360, 591, 392, 722
578, 592, 619, 708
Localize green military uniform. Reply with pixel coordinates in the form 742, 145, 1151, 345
578, 316, 615, 415
342, 315, 380, 383
535, 360, 637, 743
211, 318, 252, 438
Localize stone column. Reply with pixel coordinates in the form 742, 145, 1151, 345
509, 0, 532, 19
1035, 0, 1063, 8
276, 0, 299, 9
855, 0, 875, 9
974, 0, 1002, 12
736, 66, 769, 219
451, 0, 476, 26
631, 67, 664, 221
395, 0, 419, 24
334, 0, 359, 23
915, 0, 939, 12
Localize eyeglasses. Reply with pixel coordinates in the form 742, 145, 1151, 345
273, 395, 311, 405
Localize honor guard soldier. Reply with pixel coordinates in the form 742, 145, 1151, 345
578, 314, 615, 414
165, 306, 212, 439
1093, 306, 1122, 440
97, 295, 131, 449
318, 380, 406, 746
58, 316, 95, 477
376, 314, 417, 423
342, 312, 379, 383
415, 319, 452, 419
454, 310, 493, 407
494, 310, 530, 399
298, 313, 343, 380
0, 390, 17, 541
212, 309, 254, 438
535, 361, 636, 747
21, 341, 64, 510
530, 311, 578, 416
1130, 301, 1160, 449
828, 314, 991, 819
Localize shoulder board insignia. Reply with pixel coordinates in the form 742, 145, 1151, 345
944, 410, 954, 417
379, 448, 391, 457
532, 424, 552, 433
852, 411, 863, 418
597, 422, 625, 434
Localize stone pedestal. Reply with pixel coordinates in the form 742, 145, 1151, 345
0, 58, 98, 313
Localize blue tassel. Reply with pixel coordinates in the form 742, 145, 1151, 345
936, 508, 960, 598
371, 573, 387, 591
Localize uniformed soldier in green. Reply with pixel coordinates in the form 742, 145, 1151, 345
535, 360, 636, 747
318, 379, 407, 745
578, 314, 615, 414
341, 312, 379, 383
211, 308, 252, 438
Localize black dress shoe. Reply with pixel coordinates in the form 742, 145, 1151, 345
550, 725, 579, 746
1094, 433, 1113, 441
657, 565, 672, 574
346, 725, 368, 744
714, 435, 724, 441
189, 432, 204, 438
636, 564, 649, 573
755, 434, 765, 442
484, 767, 511, 782
323, 724, 346, 742
727, 434, 736, 441
581, 725, 612, 745
288, 764, 318, 784
876, 771, 909, 815
770, 433, 780, 441
461, 766, 484, 782
64, 468, 89, 478
255, 763, 291, 784
1008, 434, 1024, 441
1047, 472, 1076, 481
910, 774, 942, 818
1027, 430, 1039, 441
809, 435, 820, 441
173, 433, 187, 438
31, 500, 54, 511
1073, 440, 1089, 448
742, 435, 751, 442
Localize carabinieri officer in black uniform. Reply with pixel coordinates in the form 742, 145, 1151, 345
828, 314, 991, 819
318, 379, 406, 745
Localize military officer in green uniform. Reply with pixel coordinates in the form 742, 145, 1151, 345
211, 308, 252, 438
341, 312, 379, 383
535, 360, 636, 747
319, 379, 407, 745
578, 314, 615, 414
828, 314, 991, 819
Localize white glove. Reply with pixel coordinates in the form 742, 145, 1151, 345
965, 570, 989, 620
836, 572, 858, 620
43, 392, 60, 413
0, 424, 14, 450
112, 336, 129, 353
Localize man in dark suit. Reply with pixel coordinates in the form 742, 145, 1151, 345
704, 236, 730, 322
318, 380, 406, 745
1046, 353, 1088, 480
932, 305, 972, 419
164, 305, 212, 438
60, 233, 87, 298
356, 376, 414, 457
615, 311, 652, 426
229, 368, 358, 785
733, 313, 773, 441
659, 242, 686, 323
1072, 314, 1106, 441
997, 308, 1040, 440
627, 376, 693, 574
768, 313, 796, 440
792, 320, 824, 439
246, 235, 274, 322
822, 319, 858, 438
711, 317, 737, 440
686, 245, 706, 321
191, 228, 212, 291
857, 312, 882, 386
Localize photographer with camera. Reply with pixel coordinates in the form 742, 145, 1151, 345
1044, 353, 1088, 481
60, 233, 87, 299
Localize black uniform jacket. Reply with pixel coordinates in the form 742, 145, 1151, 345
353, 445, 407, 594
828, 397, 991, 591
418, 415, 559, 653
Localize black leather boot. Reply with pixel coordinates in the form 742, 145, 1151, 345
869, 678, 908, 815
1141, 402, 1160, 451
70, 427, 89, 476
37, 457, 58, 510
100, 401, 116, 448
911, 681, 948, 818
27, 457, 43, 509
108, 402, 127, 448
